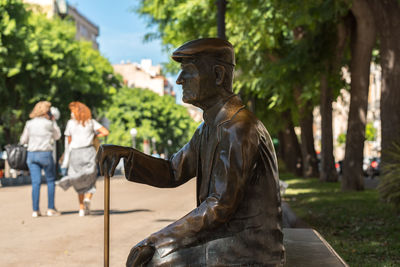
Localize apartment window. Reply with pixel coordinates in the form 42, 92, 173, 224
79, 24, 89, 38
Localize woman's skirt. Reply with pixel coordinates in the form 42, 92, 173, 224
57, 146, 97, 194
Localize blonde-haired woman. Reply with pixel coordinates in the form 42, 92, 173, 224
20, 101, 61, 217
57, 101, 109, 216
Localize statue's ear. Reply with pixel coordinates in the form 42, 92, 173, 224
213, 65, 225, 86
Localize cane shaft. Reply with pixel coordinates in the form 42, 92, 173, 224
104, 173, 110, 267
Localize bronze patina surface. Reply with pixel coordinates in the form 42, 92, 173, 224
97, 38, 285, 267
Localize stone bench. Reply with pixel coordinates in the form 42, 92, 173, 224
283, 228, 348, 267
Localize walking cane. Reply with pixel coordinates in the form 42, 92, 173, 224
104, 170, 110, 267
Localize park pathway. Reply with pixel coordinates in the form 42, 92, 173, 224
0, 176, 196, 266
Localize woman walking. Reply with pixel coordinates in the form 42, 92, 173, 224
57, 102, 109, 216
20, 101, 61, 217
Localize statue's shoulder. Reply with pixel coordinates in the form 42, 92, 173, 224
217, 108, 261, 141
221, 107, 258, 129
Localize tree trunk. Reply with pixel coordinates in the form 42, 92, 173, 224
319, 74, 338, 182
277, 130, 285, 162
293, 84, 319, 178
319, 19, 349, 182
216, 0, 226, 40
299, 105, 319, 178
373, 0, 400, 167
280, 110, 303, 176
342, 0, 376, 191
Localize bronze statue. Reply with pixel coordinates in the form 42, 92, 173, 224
97, 38, 285, 266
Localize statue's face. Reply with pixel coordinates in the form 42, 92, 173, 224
176, 58, 217, 106
176, 62, 201, 104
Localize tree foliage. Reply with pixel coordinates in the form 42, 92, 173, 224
0, 0, 31, 146
103, 87, 199, 154
0, 1, 120, 145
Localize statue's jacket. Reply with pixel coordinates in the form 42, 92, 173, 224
124, 95, 285, 266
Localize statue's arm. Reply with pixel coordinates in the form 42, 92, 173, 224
148, 123, 258, 257
123, 150, 175, 187
124, 127, 201, 188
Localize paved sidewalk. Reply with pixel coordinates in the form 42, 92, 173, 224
0, 176, 196, 266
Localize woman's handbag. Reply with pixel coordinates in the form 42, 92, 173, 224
5, 144, 29, 171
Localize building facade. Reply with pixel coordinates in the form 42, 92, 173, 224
66, 4, 99, 49
23, 0, 99, 49
113, 59, 174, 97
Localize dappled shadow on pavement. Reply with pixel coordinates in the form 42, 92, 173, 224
60, 209, 152, 216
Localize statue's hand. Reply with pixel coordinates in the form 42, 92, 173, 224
126, 239, 155, 267
96, 144, 132, 177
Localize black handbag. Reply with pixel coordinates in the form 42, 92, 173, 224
5, 144, 29, 171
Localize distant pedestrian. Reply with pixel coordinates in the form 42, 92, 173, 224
151, 150, 160, 158
57, 102, 109, 216
20, 101, 61, 217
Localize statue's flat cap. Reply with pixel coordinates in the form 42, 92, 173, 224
172, 38, 235, 66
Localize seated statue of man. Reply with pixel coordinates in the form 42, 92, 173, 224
97, 38, 285, 267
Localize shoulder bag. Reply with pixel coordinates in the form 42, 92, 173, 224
5, 144, 29, 171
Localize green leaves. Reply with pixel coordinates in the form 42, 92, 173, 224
6, 66, 20, 77
365, 122, 377, 142
2, 17, 16, 36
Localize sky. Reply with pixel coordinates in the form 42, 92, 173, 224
70, 0, 182, 101
70, 0, 168, 65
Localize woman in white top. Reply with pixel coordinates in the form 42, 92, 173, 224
20, 101, 61, 217
57, 102, 109, 216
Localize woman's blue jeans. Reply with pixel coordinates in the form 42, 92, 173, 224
27, 151, 56, 211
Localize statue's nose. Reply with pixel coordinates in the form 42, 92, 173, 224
176, 73, 184, 85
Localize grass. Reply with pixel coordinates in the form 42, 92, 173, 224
280, 173, 400, 267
